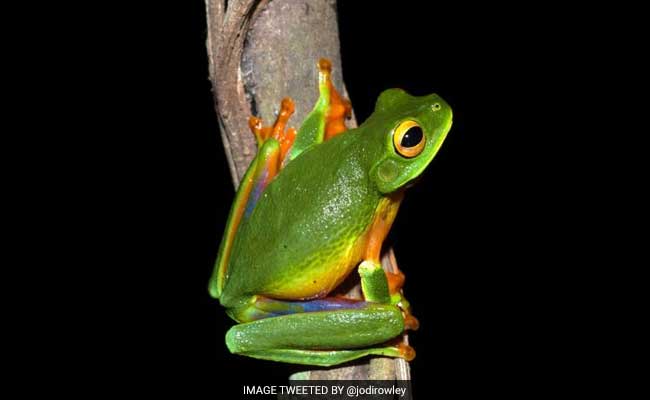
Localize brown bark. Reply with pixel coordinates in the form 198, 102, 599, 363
205, 0, 411, 384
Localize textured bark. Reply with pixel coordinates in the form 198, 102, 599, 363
205, 0, 411, 385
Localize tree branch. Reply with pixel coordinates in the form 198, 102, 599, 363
205, 0, 411, 384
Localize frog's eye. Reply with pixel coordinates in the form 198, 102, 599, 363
393, 120, 426, 158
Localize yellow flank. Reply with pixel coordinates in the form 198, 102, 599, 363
262, 235, 367, 300
259, 193, 403, 301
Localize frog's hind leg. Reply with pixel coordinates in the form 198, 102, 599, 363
321, 59, 352, 141
210, 60, 350, 300
285, 59, 351, 164
225, 298, 414, 367
225, 263, 417, 367
208, 100, 295, 299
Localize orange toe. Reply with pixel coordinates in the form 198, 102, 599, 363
404, 314, 420, 331
397, 342, 416, 361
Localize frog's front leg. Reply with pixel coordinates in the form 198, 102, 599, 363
358, 260, 419, 331
362, 192, 419, 329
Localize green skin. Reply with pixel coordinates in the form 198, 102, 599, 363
209, 87, 452, 366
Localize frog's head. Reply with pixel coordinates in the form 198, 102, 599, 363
368, 89, 453, 194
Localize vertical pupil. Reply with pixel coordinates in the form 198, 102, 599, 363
401, 126, 423, 148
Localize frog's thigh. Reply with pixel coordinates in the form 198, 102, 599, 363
226, 303, 409, 366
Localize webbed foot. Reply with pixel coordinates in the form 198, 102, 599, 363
249, 97, 297, 165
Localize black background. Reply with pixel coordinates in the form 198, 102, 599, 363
73, 0, 608, 397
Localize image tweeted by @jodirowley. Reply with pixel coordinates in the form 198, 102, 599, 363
242, 380, 412, 399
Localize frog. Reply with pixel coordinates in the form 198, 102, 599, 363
208, 59, 452, 366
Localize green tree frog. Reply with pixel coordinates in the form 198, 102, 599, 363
209, 59, 452, 366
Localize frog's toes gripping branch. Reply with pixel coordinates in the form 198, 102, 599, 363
384, 260, 420, 331
245, 58, 351, 170
319, 59, 352, 141
249, 97, 297, 167
285, 58, 351, 163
